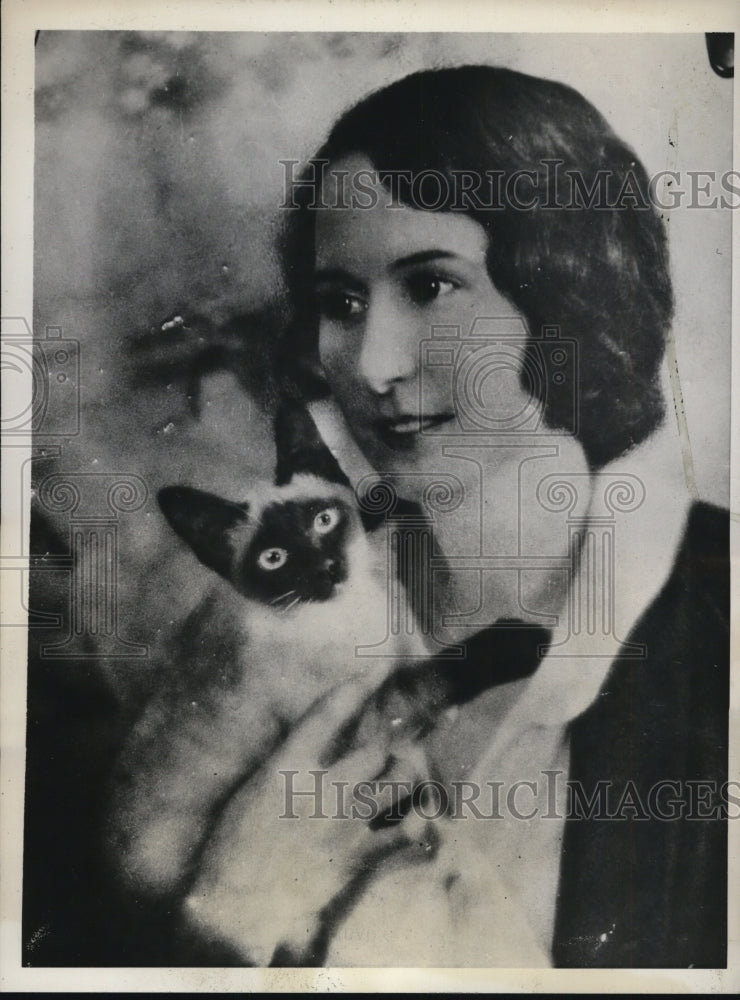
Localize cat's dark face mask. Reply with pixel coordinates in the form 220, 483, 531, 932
157, 482, 358, 607
238, 498, 353, 604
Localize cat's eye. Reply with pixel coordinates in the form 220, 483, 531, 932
314, 507, 340, 534
257, 547, 288, 570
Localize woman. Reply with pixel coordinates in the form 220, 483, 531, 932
180, 66, 729, 968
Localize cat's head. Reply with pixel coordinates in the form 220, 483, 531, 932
158, 475, 364, 607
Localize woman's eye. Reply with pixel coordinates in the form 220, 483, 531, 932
314, 507, 340, 534
257, 547, 288, 571
316, 290, 367, 321
405, 273, 459, 305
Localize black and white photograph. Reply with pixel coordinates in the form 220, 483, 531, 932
1, 0, 738, 991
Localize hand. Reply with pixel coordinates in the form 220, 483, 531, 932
325, 813, 551, 967
181, 677, 432, 966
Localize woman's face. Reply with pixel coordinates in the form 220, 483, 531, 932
314, 155, 590, 628
315, 155, 533, 476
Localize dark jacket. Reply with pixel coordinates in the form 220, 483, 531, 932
553, 501, 729, 968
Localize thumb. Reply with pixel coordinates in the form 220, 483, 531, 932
276, 677, 378, 767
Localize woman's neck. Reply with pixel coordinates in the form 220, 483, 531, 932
308, 396, 594, 645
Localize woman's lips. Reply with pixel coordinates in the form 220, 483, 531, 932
375, 413, 455, 450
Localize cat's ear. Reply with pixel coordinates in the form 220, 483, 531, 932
157, 485, 249, 581
274, 401, 350, 488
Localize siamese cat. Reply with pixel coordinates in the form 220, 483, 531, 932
104, 406, 432, 900
104, 405, 547, 909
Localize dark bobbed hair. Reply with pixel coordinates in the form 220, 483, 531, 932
280, 65, 673, 468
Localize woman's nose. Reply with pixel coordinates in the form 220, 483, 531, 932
357, 294, 418, 395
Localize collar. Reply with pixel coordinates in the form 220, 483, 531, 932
308, 364, 693, 743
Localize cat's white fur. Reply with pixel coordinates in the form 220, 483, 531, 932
104, 474, 427, 898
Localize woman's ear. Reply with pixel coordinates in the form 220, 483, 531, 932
273, 400, 350, 488
157, 485, 249, 581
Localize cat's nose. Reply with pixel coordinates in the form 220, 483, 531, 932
323, 557, 337, 580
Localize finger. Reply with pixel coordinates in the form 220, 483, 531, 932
370, 760, 448, 856
329, 743, 391, 789
277, 677, 378, 766
322, 743, 432, 846
366, 742, 433, 832
382, 739, 430, 783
